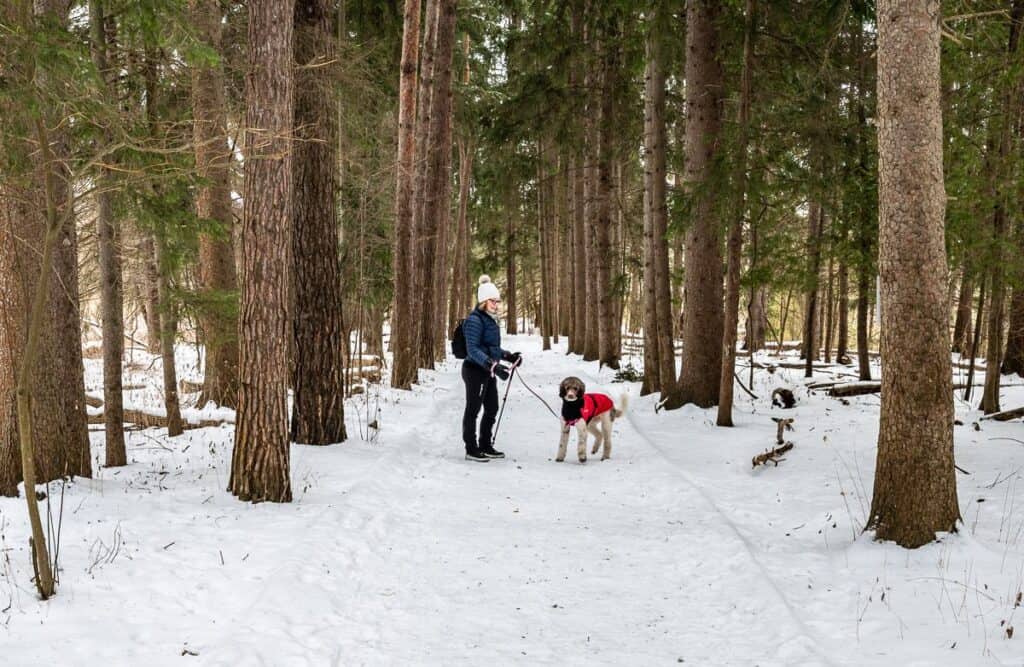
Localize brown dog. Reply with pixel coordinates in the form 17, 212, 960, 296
557, 376, 628, 463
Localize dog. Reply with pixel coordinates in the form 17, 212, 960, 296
557, 376, 628, 463
771, 387, 796, 409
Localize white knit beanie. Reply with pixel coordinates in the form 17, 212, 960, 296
477, 274, 501, 303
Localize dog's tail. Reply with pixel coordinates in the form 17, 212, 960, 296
613, 393, 630, 419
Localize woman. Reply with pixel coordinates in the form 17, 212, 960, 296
462, 275, 522, 462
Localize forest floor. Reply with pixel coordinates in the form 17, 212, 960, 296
3, 334, 1024, 665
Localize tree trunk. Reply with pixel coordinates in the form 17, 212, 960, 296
836, 259, 849, 361
229, 0, 294, 503
191, 0, 240, 409
290, 0, 346, 445
0, 193, 23, 496
594, 18, 618, 369
824, 256, 835, 363
717, 0, 755, 427
980, 0, 1022, 413
506, 206, 518, 335
448, 136, 473, 335
415, 0, 457, 369
640, 10, 666, 394
409, 0, 439, 366
868, 0, 960, 547
390, 0, 423, 389
951, 263, 973, 355
804, 202, 823, 378
664, 0, 723, 409
1004, 287, 1024, 375
141, 236, 162, 353
89, 0, 126, 466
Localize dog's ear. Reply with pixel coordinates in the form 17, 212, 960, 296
579, 380, 586, 396
558, 380, 566, 399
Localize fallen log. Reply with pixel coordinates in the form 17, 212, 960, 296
981, 406, 1024, 422
87, 409, 231, 430
752, 442, 794, 468
827, 381, 881, 397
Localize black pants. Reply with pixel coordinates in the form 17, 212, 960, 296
462, 361, 498, 452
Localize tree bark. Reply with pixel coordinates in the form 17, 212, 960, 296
415, 0, 457, 368
951, 262, 973, 355
448, 135, 473, 335
1004, 287, 1024, 375
290, 0, 346, 444
89, 0, 126, 466
836, 259, 849, 361
229, 0, 294, 503
390, 0, 423, 389
664, 0, 724, 409
594, 16, 619, 369
640, 9, 666, 394
980, 0, 1023, 413
804, 202, 823, 377
191, 0, 240, 409
0, 193, 23, 496
717, 0, 755, 427
868, 0, 960, 547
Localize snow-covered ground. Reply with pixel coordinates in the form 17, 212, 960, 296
3, 334, 1024, 665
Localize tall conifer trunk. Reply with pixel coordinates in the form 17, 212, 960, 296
191, 0, 240, 408
291, 0, 346, 445
664, 0, 724, 409
868, 0, 960, 547
391, 0, 423, 389
229, 0, 295, 503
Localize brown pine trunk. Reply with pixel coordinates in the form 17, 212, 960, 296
717, 0, 755, 427
824, 257, 835, 363
803, 202, 823, 375
90, 0, 126, 466
448, 136, 473, 335
1004, 287, 1024, 375
868, 0, 959, 547
291, 0, 346, 444
391, 0, 423, 389
409, 0, 439, 367
415, 0, 457, 369
640, 11, 666, 395
143, 52, 184, 438
571, 155, 587, 354
836, 259, 849, 361
952, 264, 974, 355
141, 236, 162, 353
229, 0, 294, 503
0, 193, 23, 496
538, 146, 552, 351
560, 164, 573, 340
980, 0, 1022, 413
595, 20, 619, 369
506, 207, 519, 335
191, 0, 239, 408
664, 0, 724, 409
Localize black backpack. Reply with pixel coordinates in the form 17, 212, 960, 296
451, 310, 480, 359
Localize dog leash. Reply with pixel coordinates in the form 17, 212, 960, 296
514, 369, 562, 421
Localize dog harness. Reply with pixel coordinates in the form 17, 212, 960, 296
564, 393, 614, 426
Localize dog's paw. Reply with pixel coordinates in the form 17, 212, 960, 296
578, 456, 587, 464
601, 455, 610, 461
555, 456, 564, 462
591, 444, 600, 454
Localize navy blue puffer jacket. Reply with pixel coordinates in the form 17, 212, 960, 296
463, 307, 510, 370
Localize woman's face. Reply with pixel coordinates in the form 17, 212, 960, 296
484, 298, 501, 315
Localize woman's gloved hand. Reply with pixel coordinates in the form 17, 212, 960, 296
490, 361, 511, 381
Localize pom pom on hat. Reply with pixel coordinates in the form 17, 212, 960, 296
477, 274, 501, 303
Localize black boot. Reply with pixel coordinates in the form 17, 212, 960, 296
465, 448, 489, 462
480, 445, 505, 459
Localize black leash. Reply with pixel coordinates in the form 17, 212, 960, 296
514, 369, 562, 421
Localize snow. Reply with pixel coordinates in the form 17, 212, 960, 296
3, 334, 1024, 665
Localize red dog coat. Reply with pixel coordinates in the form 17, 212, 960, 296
565, 393, 614, 425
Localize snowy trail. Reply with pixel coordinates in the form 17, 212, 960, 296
4, 334, 1024, 665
